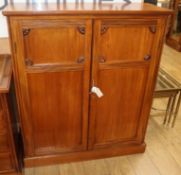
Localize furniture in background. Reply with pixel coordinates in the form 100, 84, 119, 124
3, 2, 171, 167
158, 0, 181, 51
154, 68, 181, 127
0, 54, 21, 175
144, 0, 158, 5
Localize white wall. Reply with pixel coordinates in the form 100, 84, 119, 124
0, 12, 8, 37
0, 0, 8, 37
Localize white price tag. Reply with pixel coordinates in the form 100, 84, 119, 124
91, 86, 104, 98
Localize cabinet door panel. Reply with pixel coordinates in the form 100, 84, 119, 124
27, 71, 84, 154
94, 66, 148, 145
23, 20, 85, 65
99, 20, 156, 62
13, 19, 92, 156
89, 19, 157, 149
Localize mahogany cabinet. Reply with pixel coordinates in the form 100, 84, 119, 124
0, 55, 21, 175
3, 2, 171, 167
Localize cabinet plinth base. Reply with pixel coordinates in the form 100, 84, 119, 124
24, 143, 146, 167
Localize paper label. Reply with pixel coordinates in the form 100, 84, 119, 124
91, 86, 104, 98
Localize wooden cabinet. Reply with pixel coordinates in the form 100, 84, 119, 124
3, 2, 171, 167
0, 55, 21, 175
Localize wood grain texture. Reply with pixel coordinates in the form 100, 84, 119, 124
90, 66, 148, 146
27, 71, 86, 155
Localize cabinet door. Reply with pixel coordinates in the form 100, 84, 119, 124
89, 19, 162, 149
12, 19, 92, 156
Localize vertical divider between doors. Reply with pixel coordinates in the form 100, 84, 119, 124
87, 19, 95, 150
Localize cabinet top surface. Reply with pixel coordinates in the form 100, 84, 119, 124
3, 2, 172, 16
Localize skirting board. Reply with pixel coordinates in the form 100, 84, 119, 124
24, 143, 146, 167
